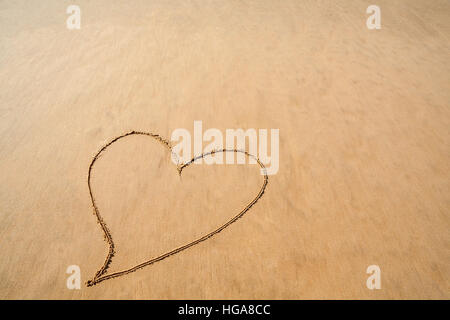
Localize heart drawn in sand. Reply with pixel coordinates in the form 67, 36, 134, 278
86, 131, 268, 286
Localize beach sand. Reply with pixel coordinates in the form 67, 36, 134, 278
0, 0, 448, 299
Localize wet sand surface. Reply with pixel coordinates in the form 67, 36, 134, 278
0, 0, 449, 298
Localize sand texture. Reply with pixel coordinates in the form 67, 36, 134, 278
0, 0, 449, 299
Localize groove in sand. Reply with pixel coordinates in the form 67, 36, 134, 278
86, 130, 269, 287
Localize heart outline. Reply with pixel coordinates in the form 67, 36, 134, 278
86, 130, 268, 286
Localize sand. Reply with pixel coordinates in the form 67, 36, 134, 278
0, 0, 449, 299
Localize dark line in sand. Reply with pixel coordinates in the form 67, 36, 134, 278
86, 130, 268, 287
